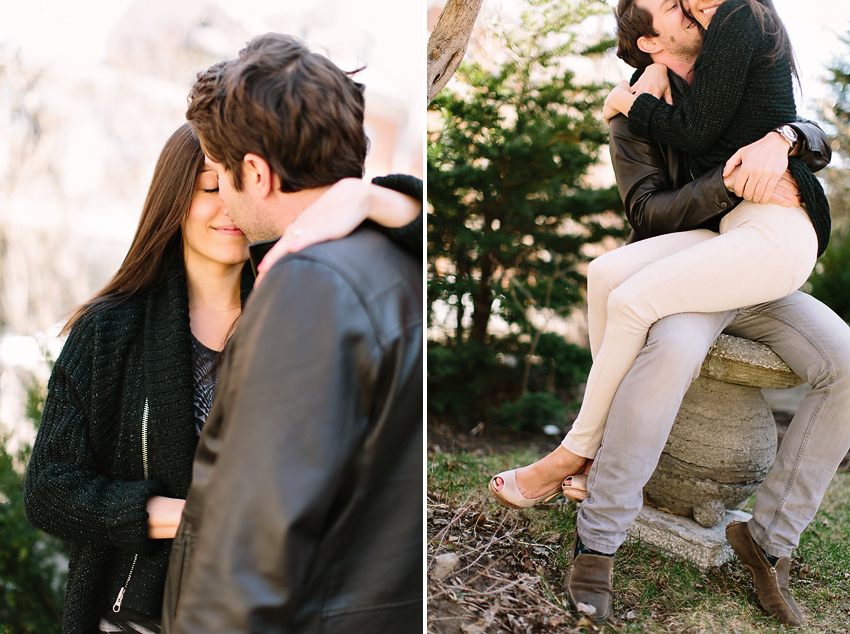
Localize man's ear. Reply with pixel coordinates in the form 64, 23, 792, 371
637, 35, 661, 55
242, 153, 277, 198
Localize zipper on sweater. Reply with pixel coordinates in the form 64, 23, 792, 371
141, 399, 150, 480
113, 398, 150, 613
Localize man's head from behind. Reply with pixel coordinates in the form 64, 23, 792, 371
186, 34, 367, 195
614, 0, 701, 70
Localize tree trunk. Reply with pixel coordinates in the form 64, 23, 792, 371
427, 0, 486, 104
470, 253, 493, 342
454, 251, 472, 343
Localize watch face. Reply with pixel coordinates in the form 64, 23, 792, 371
782, 125, 797, 142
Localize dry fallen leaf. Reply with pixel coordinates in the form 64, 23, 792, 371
576, 602, 598, 617
430, 552, 461, 581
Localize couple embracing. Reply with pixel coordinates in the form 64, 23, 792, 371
491, 0, 850, 627
26, 33, 423, 634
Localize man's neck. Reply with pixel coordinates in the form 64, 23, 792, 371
261, 185, 333, 239
650, 54, 697, 86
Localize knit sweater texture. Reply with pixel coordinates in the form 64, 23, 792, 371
24, 261, 253, 634
627, 0, 830, 255
369, 174, 424, 251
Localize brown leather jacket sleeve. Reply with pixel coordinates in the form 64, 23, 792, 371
609, 113, 737, 242
788, 119, 832, 172
609, 114, 833, 243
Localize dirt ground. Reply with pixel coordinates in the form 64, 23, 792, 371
428, 412, 850, 482
427, 493, 583, 634
427, 418, 581, 633
426, 413, 850, 633
428, 416, 559, 457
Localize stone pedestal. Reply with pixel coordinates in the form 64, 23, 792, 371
644, 334, 804, 529
626, 505, 751, 570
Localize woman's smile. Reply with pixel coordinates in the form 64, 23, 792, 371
211, 224, 245, 237
687, 0, 725, 28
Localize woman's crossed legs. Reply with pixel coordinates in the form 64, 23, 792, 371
563, 202, 817, 458
492, 203, 816, 503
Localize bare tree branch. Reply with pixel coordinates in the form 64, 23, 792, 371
427, 0, 486, 104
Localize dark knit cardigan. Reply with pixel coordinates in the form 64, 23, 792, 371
24, 261, 254, 634
627, 0, 830, 255
23, 175, 422, 634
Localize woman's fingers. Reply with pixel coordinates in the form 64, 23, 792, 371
723, 149, 743, 178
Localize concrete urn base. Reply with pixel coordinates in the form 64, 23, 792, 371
643, 334, 804, 528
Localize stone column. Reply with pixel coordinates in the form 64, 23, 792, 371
627, 334, 804, 568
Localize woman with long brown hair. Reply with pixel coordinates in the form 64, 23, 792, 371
23, 122, 420, 634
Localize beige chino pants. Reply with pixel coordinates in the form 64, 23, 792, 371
562, 202, 818, 458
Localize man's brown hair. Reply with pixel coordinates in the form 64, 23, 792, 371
614, 0, 658, 70
186, 34, 367, 192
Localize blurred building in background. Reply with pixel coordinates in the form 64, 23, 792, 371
0, 0, 423, 444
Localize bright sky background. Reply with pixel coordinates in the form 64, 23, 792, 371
0, 0, 424, 234
0, 0, 422, 82
0, 0, 135, 64
773, 0, 850, 117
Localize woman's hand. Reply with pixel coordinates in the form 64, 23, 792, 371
255, 178, 421, 286
146, 496, 185, 539
603, 81, 638, 123
723, 132, 790, 203
724, 167, 801, 207
771, 171, 802, 207
629, 63, 672, 103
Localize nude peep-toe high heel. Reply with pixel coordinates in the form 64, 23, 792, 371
488, 469, 562, 509
562, 473, 588, 503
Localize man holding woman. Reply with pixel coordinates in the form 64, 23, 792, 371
561, 0, 850, 626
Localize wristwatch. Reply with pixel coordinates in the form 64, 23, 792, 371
774, 124, 798, 153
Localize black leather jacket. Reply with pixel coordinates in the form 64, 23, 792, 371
162, 227, 423, 633
610, 71, 831, 242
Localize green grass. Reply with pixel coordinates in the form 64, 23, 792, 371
428, 449, 850, 633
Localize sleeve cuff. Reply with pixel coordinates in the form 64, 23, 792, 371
371, 174, 423, 201
368, 175, 423, 256
702, 164, 742, 211
104, 479, 166, 551
627, 93, 661, 138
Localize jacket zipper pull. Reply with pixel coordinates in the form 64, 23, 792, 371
113, 552, 138, 613
112, 586, 126, 612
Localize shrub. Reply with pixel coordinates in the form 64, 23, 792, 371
806, 229, 850, 322
532, 332, 592, 394
491, 391, 567, 434
0, 380, 67, 634
428, 340, 505, 422
428, 332, 593, 435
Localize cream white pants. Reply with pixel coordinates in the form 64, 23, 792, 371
562, 202, 818, 458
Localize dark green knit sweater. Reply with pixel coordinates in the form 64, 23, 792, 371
24, 262, 254, 634
628, 0, 830, 255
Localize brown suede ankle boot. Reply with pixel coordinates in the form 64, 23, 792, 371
564, 537, 613, 623
726, 520, 806, 627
